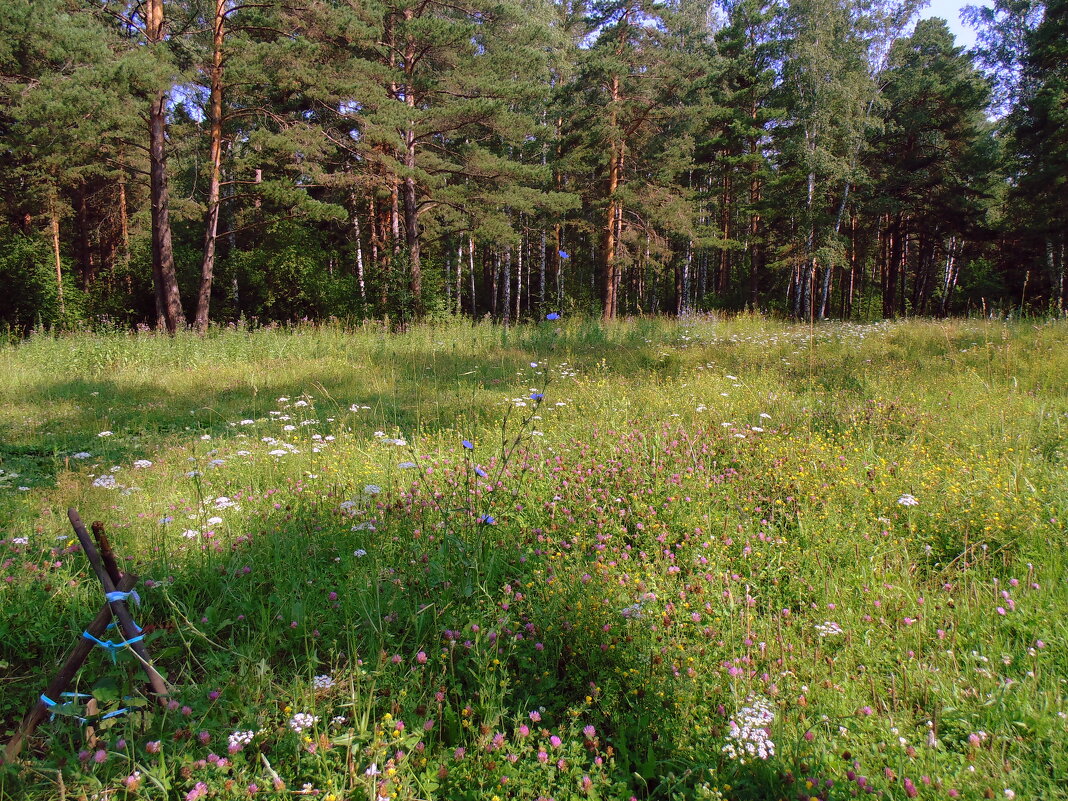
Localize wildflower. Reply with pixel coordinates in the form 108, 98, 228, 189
546, 312, 561, 320
228, 731, 255, 753
11, 536, 28, 545
530, 392, 544, 401
722, 696, 775, 763
815, 621, 843, 637
288, 712, 319, 734
146, 741, 161, 754
354, 549, 368, 557
182, 529, 199, 539
462, 439, 474, 449
478, 514, 496, 525
475, 466, 488, 477
363, 484, 382, 495
365, 763, 381, 776
92, 475, 118, 489
398, 461, 417, 469
72, 452, 92, 459
133, 460, 153, 468
186, 782, 208, 801
98, 431, 113, 437
897, 494, 919, 507
313, 675, 335, 690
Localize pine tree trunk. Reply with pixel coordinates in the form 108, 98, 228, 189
468, 235, 476, 316
402, 13, 422, 316
502, 248, 512, 326
50, 197, 64, 316
147, 0, 183, 334
195, 0, 226, 333
602, 74, 621, 320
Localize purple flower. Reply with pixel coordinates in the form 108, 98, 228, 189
546, 312, 561, 319
462, 439, 474, 449
477, 514, 496, 525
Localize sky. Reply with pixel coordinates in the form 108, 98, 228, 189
919, 0, 990, 50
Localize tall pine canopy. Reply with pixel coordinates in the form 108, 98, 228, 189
1, 0, 1064, 330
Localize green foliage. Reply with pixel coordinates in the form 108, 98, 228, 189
0, 235, 84, 334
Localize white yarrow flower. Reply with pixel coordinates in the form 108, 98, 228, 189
288, 713, 319, 733
722, 696, 776, 764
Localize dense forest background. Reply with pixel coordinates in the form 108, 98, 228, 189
0, 0, 1064, 332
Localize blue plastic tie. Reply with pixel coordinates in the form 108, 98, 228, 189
100, 708, 129, 721
105, 590, 141, 606
82, 631, 145, 662
40, 693, 90, 724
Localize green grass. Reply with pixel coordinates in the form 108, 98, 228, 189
0, 315, 1066, 801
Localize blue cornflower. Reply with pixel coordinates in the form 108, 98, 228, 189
462, 439, 474, 450
477, 514, 496, 525
545, 312, 560, 321
530, 392, 544, 401
475, 466, 488, 478
558, 251, 569, 259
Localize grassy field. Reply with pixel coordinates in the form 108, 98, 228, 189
0, 316, 1066, 801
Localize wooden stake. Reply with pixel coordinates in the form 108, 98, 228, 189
68, 509, 168, 697
1, 573, 137, 764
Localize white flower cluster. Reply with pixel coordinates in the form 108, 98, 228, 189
816, 621, 844, 637
897, 493, 919, 507
228, 730, 255, 751
313, 674, 335, 690
288, 712, 320, 734
92, 474, 118, 489
722, 696, 776, 764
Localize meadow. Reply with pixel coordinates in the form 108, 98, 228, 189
0, 316, 1065, 801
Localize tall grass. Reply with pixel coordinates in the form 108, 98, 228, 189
1, 316, 1066, 800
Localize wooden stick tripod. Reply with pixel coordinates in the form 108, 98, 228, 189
1, 509, 169, 764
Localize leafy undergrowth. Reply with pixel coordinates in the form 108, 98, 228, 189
0, 316, 1066, 800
